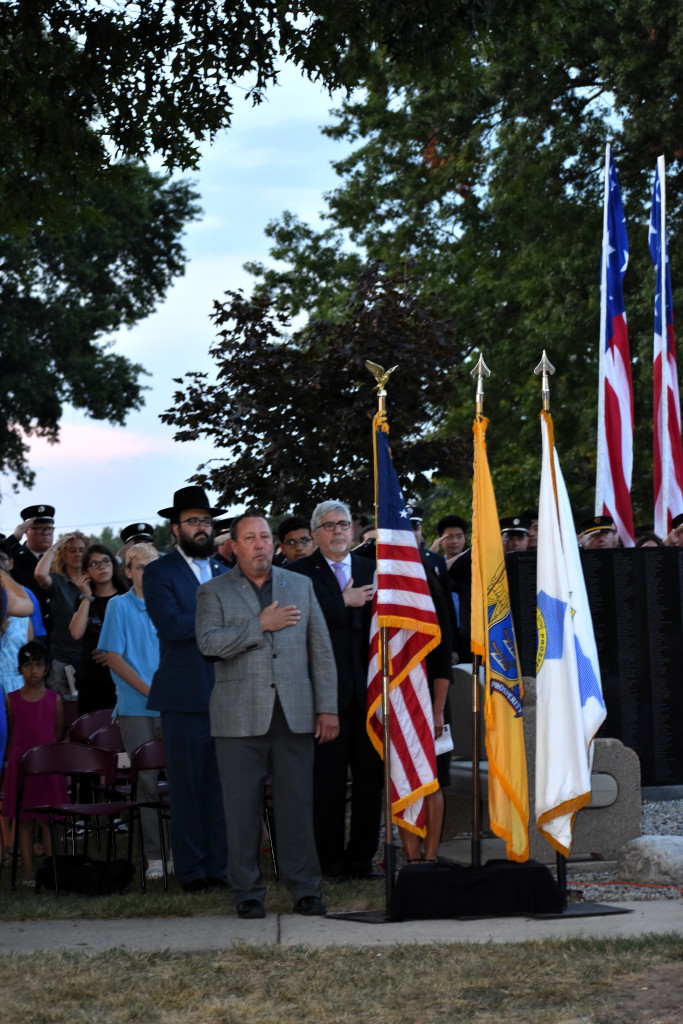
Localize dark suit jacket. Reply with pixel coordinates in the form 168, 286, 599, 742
289, 549, 374, 712
143, 548, 228, 713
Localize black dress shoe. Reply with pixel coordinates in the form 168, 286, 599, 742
237, 899, 266, 919
181, 878, 208, 893
207, 877, 229, 890
293, 895, 327, 916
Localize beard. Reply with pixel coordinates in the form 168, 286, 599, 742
176, 526, 214, 559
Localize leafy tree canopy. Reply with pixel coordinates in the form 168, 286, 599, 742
1, 160, 200, 488
0, 0, 523, 499
0, 1, 502, 180
161, 266, 469, 515
224, 0, 683, 530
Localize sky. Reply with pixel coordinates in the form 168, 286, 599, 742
0, 67, 351, 537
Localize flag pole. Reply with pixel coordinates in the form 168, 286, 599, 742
469, 354, 490, 868
595, 143, 610, 516
366, 360, 398, 910
533, 349, 568, 905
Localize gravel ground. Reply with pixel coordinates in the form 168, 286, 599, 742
568, 800, 683, 902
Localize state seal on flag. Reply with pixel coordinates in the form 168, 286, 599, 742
536, 604, 547, 676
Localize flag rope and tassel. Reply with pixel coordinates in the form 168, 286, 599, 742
365, 364, 441, 913
370, 389, 396, 909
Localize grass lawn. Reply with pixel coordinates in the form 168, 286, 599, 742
0, 937, 682, 1023
0, 846, 385, 920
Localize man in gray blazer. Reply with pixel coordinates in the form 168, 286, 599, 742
195, 513, 338, 919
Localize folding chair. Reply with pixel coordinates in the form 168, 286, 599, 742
129, 739, 170, 891
86, 722, 126, 754
68, 708, 115, 744
10, 743, 137, 893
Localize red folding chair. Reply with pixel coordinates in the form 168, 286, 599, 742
11, 743, 137, 893
86, 722, 125, 754
68, 708, 115, 744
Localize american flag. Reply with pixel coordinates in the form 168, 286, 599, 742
595, 145, 635, 546
649, 156, 683, 538
366, 413, 440, 835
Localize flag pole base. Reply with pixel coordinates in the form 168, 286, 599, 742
529, 901, 633, 919
325, 909, 398, 923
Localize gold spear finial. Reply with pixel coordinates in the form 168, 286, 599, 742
470, 352, 491, 415
365, 360, 398, 394
534, 350, 556, 411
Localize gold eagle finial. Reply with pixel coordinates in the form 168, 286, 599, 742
365, 360, 398, 391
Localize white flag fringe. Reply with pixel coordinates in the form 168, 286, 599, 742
536, 411, 607, 856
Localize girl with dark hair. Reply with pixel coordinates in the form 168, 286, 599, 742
69, 544, 128, 714
3, 642, 67, 885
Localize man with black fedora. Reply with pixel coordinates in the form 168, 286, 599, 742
143, 486, 229, 892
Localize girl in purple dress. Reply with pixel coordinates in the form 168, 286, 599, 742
3, 641, 66, 886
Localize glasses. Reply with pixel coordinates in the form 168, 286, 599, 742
87, 558, 112, 569
316, 520, 352, 532
179, 517, 213, 528
283, 537, 313, 548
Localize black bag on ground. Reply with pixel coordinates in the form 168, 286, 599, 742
36, 855, 135, 895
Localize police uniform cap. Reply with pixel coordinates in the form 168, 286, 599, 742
500, 515, 530, 535
578, 515, 615, 535
120, 522, 155, 544
21, 504, 55, 524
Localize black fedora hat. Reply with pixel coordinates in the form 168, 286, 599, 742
157, 486, 227, 520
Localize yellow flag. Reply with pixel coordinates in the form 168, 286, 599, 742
471, 415, 529, 862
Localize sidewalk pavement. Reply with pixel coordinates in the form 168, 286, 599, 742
1, 900, 682, 954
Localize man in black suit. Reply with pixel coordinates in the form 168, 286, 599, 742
144, 486, 229, 893
289, 500, 383, 879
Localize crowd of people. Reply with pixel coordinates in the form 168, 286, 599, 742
0, 491, 680, 905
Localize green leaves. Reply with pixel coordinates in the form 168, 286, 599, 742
222, 0, 683, 526
0, 162, 200, 488
162, 267, 469, 514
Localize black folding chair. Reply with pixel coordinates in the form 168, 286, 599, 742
11, 743, 137, 893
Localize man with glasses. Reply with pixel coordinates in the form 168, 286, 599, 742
275, 515, 316, 566
289, 500, 383, 880
143, 486, 229, 893
4, 504, 56, 628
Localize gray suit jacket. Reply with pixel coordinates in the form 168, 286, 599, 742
195, 565, 337, 737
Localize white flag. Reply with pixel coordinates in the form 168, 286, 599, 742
536, 411, 607, 855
